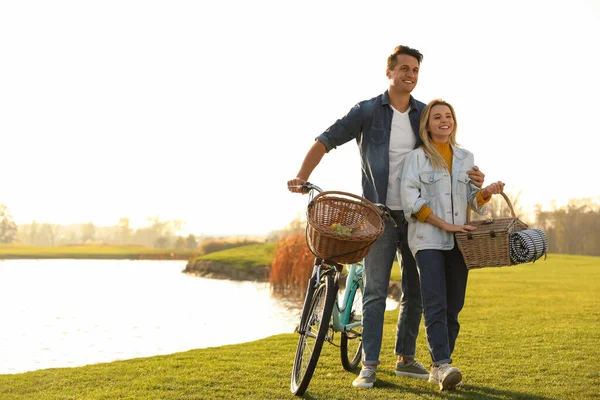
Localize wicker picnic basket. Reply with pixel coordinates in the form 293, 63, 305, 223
305, 191, 385, 264
455, 192, 529, 270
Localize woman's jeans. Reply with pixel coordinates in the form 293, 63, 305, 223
362, 210, 422, 366
415, 246, 469, 366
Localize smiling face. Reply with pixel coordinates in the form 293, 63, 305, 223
386, 54, 419, 93
427, 104, 455, 143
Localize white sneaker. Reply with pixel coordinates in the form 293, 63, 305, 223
429, 363, 462, 390
352, 368, 376, 388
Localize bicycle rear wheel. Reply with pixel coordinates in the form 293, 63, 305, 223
290, 273, 336, 396
340, 283, 363, 371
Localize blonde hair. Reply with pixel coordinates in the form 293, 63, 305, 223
419, 99, 458, 170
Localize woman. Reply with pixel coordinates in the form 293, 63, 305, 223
399, 99, 504, 390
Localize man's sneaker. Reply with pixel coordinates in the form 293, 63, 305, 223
352, 368, 377, 388
394, 360, 430, 379
429, 364, 462, 390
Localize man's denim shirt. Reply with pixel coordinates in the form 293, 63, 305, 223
316, 91, 425, 205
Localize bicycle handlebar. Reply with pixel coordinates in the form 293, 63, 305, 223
288, 182, 323, 194
289, 182, 397, 227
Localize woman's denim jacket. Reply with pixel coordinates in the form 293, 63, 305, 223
399, 145, 487, 256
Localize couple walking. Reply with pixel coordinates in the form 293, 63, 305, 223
287, 45, 505, 391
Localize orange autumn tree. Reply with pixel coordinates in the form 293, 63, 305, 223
270, 233, 314, 296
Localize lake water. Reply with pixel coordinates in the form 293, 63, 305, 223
0, 259, 397, 374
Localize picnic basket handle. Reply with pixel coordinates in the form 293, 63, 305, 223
466, 191, 516, 223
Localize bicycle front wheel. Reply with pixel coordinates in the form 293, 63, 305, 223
340, 283, 363, 371
290, 273, 336, 396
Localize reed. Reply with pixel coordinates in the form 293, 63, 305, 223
269, 234, 313, 296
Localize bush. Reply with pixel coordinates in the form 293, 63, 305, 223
270, 234, 313, 296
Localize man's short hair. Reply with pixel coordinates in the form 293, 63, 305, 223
387, 45, 424, 70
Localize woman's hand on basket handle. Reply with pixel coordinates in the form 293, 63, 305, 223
481, 181, 505, 198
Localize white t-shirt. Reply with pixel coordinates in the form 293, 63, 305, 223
386, 105, 416, 210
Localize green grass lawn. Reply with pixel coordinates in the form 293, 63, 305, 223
0, 244, 199, 260
0, 254, 598, 399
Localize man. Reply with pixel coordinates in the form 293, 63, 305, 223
287, 45, 485, 389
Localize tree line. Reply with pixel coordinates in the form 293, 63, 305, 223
476, 194, 600, 257
0, 204, 262, 253
2, 195, 599, 257
12, 216, 197, 249
534, 198, 600, 256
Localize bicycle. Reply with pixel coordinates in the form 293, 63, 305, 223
289, 182, 395, 396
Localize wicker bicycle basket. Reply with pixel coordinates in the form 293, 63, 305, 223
305, 191, 385, 264
455, 192, 529, 270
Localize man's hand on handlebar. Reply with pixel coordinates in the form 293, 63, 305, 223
287, 178, 308, 194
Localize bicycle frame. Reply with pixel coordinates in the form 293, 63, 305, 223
297, 258, 363, 336
330, 262, 363, 335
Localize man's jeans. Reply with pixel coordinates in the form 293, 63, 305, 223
415, 246, 468, 365
361, 210, 422, 366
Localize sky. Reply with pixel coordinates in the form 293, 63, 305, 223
1, 0, 599, 237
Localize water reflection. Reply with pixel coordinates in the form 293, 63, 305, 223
0, 259, 304, 374
0, 259, 398, 374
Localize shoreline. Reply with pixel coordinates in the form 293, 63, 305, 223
0, 244, 200, 260
183, 259, 270, 281
184, 259, 402, 300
